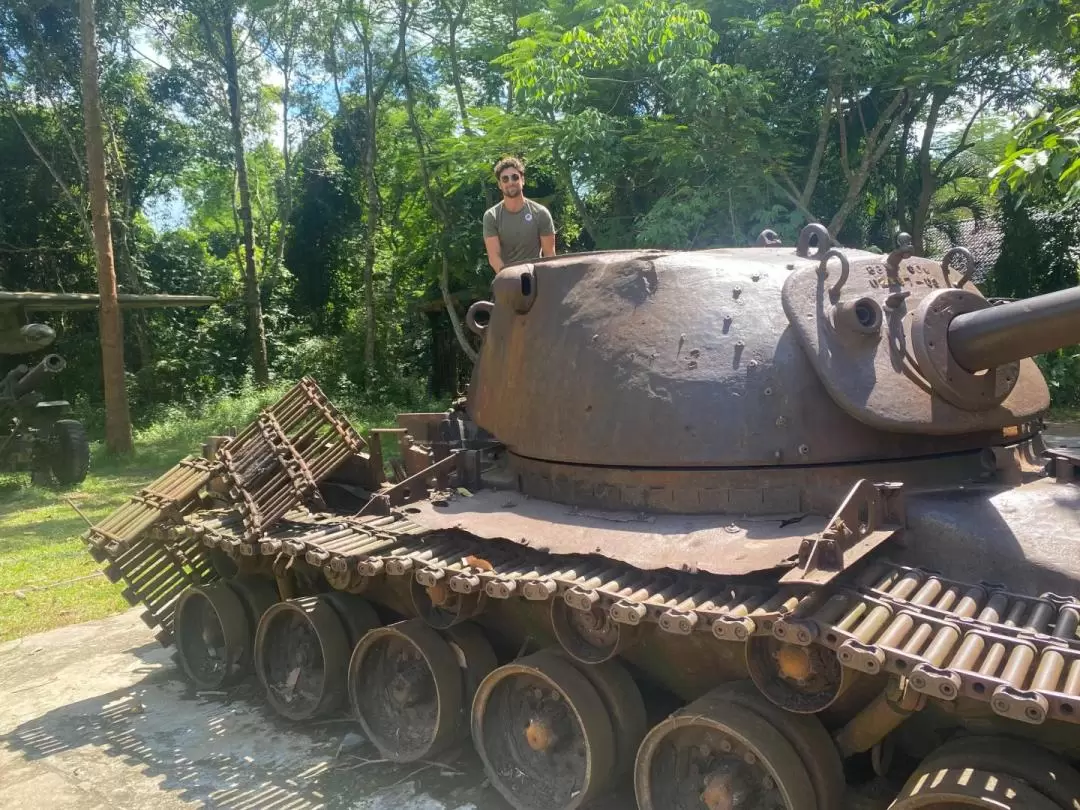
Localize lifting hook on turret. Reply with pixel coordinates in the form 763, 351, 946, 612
795, 222, 831, 258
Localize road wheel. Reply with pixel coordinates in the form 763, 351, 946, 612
49, 419, 90, 485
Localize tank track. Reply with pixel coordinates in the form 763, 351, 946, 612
82, 457, 220, 644
80, 375, 365, 643
84, 522, 216, 645
81, 374, 1080, 726
156, 503, 1080, 729
79, 382, 1080, 807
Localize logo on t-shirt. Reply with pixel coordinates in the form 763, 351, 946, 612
525, 212, 533, 222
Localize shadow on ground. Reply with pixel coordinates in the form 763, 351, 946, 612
2, 658, 496, 809
0, 630, 634, 810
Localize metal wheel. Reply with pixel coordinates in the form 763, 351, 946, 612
48, 418, 90, 485
890, 765, 1059, 808
207, 547, 239, 579
710, 680, 845, 810
899, 736, 1080, 809
634, 692, 817, 810
471, 650, 617, 810
442, 622, 498, 701
253, 595, 351, 721
348, 618, 465, 761
324, 565, 370, 593
174, 582, 252, 690
554, 650, 646, 778
225, 575, 278, 631
747, 635, 850, 713
550, 597, 636, 664
410, 573, 485, 629
320, 591, 381, 648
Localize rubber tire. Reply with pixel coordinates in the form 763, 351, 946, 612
49, 419, 90, 485
710, 680, 846, 810
917, 735, 1080, 808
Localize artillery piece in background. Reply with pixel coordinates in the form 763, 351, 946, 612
84, 225, 1080, 810
0, 290, 216, 486
0, 353, 89, 484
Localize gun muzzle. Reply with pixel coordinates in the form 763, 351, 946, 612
12, 353, 66, 398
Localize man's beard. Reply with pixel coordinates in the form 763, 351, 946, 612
503, 187, 521, 198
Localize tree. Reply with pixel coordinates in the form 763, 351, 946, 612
397, 0, 476, 361
328, 0, 405, 373
502, 0, 767, 248
147, 0, 273, 386
80, 0, 133, 453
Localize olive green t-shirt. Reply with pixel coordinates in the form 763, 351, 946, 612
482, 198, 554, 266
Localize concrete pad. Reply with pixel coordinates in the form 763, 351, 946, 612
0, 609, 898, 809
0, 609, 545, 810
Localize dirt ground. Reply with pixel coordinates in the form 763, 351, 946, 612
0, 608, 569, 810
0, 608, 901, 810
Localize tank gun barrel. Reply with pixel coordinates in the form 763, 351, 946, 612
948, 284, 1080, 372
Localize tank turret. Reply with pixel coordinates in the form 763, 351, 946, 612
462, 227, 1073, 518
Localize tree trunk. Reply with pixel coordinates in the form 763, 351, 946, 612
440, 255, 477, 363
505, 0, 518, 112
828, 91, 910, 237
347, 5, 408, 379
363, 84, 379, 372
799, 81, 837, 209
280, 55, 292, 245
553, 144, 596, 244
80, 0, 133, 456
893, 108, 915, 236
399, 0, 477, 363
113, 169, 153, 371
448, 3, 471, 134
271, 46, 292, 286
911, 89, 947, 255
223, 14, 270, 386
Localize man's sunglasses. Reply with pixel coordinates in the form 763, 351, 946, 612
500, 173, 521, 183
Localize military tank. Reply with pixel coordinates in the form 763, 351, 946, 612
83, 224, 1080, 809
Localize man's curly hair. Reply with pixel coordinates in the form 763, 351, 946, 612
494, 156, 525, 179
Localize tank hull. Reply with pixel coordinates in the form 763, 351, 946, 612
83, 427, 1080, 810
78, 309, 1080, 810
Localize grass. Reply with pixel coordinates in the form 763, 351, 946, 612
1048, 406, 1080, 424
0, 382, 445, 643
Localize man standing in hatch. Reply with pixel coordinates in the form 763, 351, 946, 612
483, 157, 556, 274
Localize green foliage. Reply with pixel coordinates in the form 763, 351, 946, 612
1037, 348, 1080, 409
499, 0, 769, 247
987, 193, 1080, 300
987, 190, 1080, 409
3, 0, 1080, 435
284, 127, 361, 321
994, 106, 1080, 205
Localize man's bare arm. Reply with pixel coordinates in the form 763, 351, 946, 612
484, 235, 504, 273
540, 233, 556, 257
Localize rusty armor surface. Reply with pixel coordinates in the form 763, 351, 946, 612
466, 249, 1033, 468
